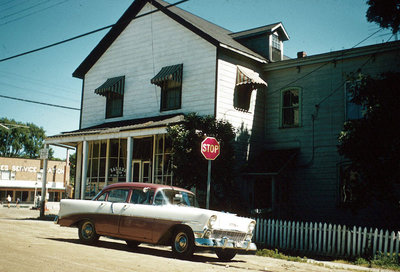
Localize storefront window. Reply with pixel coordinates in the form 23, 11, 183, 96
154, 134, 173, 184
108, 139, 127, 184
87, 140, 107, 197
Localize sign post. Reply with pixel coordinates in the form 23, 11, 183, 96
39, 146, 49, 218
201, 137, 220, 209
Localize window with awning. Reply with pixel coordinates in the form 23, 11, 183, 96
234, 66, 267, 111
95, 76, 125, 96
95, 76, 125, 119
151, 64, 183, 111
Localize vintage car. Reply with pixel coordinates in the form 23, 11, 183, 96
56, 182, 256, 260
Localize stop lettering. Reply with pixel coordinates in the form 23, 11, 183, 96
201, 137, 220, 160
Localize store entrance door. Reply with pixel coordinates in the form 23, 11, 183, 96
132, 160, 151, 183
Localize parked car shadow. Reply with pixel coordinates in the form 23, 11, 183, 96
45, 237, 245, 264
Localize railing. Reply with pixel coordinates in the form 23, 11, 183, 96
254, 218, 400, 258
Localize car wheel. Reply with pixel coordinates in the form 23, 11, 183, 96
78, 220, 99, 244
126, 240, 140, 249
215, 248, 237, 261
171, 227, 194, 259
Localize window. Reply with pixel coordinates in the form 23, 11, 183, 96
234, 85, 253, 112
345, 81, 364, 120
94, 76, 125, 119
281, 88, 301, 128
338, 163, 360, 205
161, 80, 182, 111
106, 92, 123, 118
272, 34, 280, 50
130, 188, 155, 205
107, 189, 129, 203
151, 64, 183, 112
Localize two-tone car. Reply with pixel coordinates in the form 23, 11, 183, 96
56, 182, 256, 260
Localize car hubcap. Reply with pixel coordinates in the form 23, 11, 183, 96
175, 232, 188, 253
82, 222, 94, 239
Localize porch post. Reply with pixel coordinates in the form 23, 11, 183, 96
81, 140, 88, 199
271, 176, 276, 211
126, 137, 133, 182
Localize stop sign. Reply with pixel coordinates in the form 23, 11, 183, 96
201, 137, 220, 160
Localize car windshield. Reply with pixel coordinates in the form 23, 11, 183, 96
154, 189, 198, 207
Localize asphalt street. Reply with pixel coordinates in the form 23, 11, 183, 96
0, 206, 395, 272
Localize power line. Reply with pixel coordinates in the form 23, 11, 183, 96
316, 33, 395, 107
0, 94, 80, 110
269, 28, 384, 97
0, 0, 69, 26
0, 0, 189, 63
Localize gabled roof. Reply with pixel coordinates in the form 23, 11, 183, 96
73, 0, 267, 79
230, 22, 290, 41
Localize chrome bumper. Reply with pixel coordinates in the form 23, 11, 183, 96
195, 238, 257, 252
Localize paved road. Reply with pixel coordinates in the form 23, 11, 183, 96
0, 207, 395, 272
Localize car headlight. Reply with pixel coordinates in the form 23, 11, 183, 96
248, 221, 256, 233
207, 215, 217, 229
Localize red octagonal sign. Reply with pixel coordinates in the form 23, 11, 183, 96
201, 137, 220, 160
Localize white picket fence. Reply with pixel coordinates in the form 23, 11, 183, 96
254, 218, 400, 258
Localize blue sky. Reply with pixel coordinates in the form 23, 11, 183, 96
0, 0, 393, 159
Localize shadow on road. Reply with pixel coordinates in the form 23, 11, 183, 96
45, 237, 245, 264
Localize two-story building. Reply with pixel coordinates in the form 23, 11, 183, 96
46, 0, 400, 227
0, 156, 69, 203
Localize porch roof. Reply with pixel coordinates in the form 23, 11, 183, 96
45, 114, 184, 146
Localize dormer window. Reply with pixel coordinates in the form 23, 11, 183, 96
272, 34, 280, 50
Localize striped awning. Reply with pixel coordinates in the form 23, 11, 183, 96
95, 76, 125, 96
236, 65, 267, 87
151, 64, 183, 87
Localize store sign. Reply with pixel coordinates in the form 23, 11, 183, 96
0, 164, 64, 174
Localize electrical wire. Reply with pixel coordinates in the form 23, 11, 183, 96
0, 0, 189, 63
316, 33, 395, 107
0, 0, 189, 111
268, 28, 384, 97
0, 94, 80, 110
0, 0, 69, 26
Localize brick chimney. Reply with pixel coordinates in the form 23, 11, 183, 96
297, 51, 307, 58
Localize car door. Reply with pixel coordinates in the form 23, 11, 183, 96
118, 188, 155, 242
94, 188, 130, 235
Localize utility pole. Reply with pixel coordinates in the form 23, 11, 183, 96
40, 145, 49, 218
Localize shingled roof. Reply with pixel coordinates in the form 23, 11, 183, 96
72, 0, 268, 79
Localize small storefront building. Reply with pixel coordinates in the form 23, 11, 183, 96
0, 157, 69, 203
45, 114, 183, 199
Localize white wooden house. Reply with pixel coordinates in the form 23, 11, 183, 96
46, 0, 400, 227
46, 0, 286, 199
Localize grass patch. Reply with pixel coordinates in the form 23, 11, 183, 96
256, 249, 307, 263
256, 249, 400, 271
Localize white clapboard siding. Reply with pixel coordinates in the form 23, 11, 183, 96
254, 218, 400, 259
81, 2, 217, 129
216, 59, 266, 144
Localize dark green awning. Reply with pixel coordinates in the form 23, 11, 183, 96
151, 64, 183, 87
95, 76, 125, 96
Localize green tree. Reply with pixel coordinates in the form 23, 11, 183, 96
0, 118, 54, 159
167, 113, 237, 210
338, 72, 400, 208
366, 0, 400, 34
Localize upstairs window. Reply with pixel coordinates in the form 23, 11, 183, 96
281, 88, 301, 128
345, 81, 364, 120
94, 76, 125, 119
151, 64, 183, 112
160, 80, 182, 111
272, 34, 281, 50
234, 65, 267, 112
